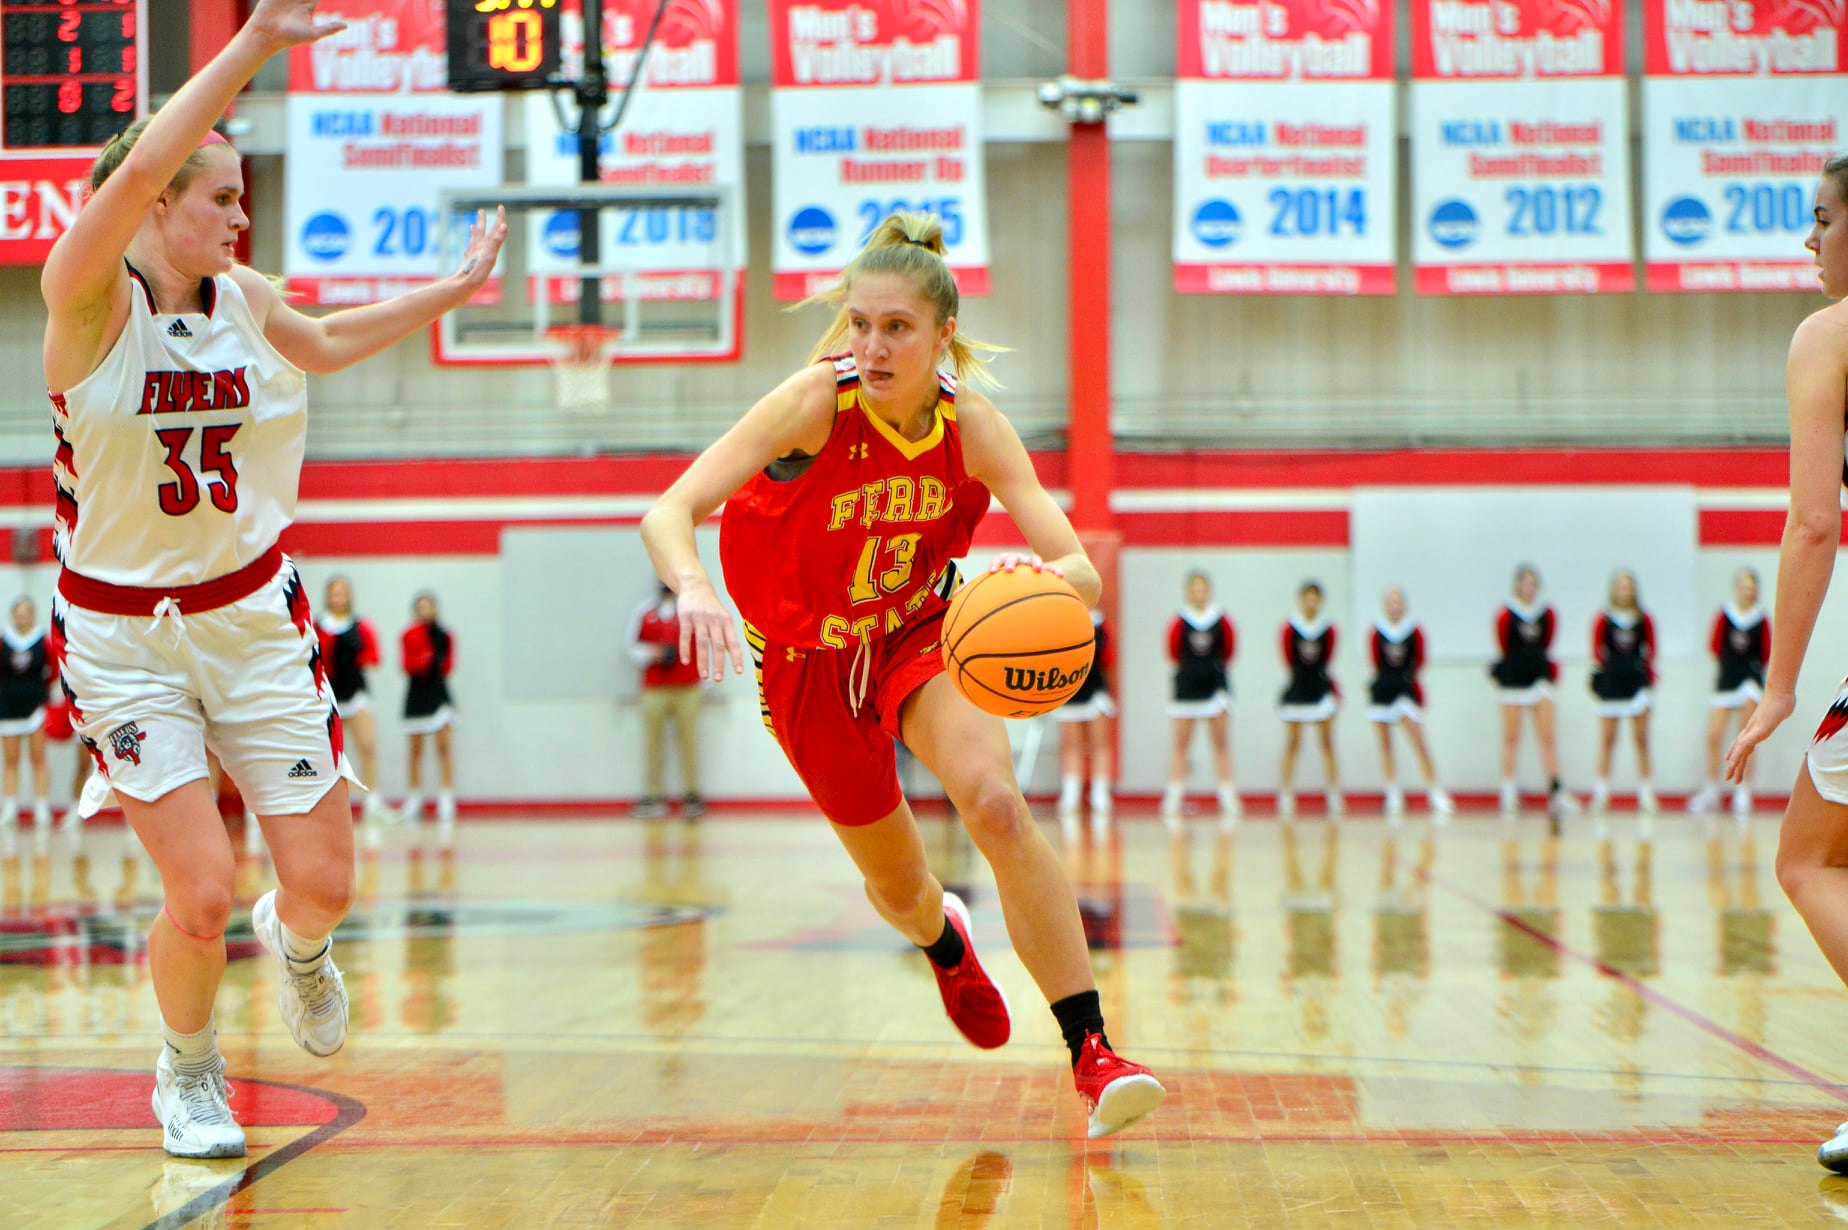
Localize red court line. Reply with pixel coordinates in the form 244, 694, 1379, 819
1432, 872, 1848, 1106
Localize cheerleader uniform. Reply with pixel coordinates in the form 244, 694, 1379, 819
1711, 603, 1769, 708
1055, 611, 1113, 724
1279, 616, 1338, 723
0, 626, 50, 737
316, 614, 379, 718
1366, 618, 1426, 724
1167, 606, 1234, 718
1590, 609, 1656, 719
1491, 600, 1558, 705
401, 620, 455, 734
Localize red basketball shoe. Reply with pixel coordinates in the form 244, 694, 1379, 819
1073, 1033, 1165, 1138
931, 892, 1011, 1049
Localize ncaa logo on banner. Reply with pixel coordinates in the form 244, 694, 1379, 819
301, 213, 351, 262
1427, 200, 1479, 249
1659, 197, 1712, 247
1191, 200, 1243, 249
543, 212, 582, 258
789, 206, 836, 256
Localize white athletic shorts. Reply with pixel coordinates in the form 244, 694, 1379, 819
0, 707, 45, 738
1366, 697, 1425, 725
402, 705, 456, 736
1497, 683, 1555, 708
1712, 681, 1763, 710
1167, 692, 1230, 720
1807, 681, 1848, 806
55, 553, 358, 818
1280, 695, 1339, 724
1055, 693, 1114, 724
1593, 689, 1651, 720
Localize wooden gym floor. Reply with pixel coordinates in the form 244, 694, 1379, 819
4, 805, 1847, 1228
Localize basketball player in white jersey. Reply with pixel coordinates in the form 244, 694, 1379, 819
1721, 154, 1848, 1173
39, 0, 505, 1158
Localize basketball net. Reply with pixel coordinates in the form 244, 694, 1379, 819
545, 324, 620, 411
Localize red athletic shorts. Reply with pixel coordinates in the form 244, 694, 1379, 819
749, 601, 948, 827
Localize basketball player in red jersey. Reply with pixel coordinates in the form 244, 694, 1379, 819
641, 212, 1165, 1139
39, 0, 505, 1158
1721, 155, 1848, 1173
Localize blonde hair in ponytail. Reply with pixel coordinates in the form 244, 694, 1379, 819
795, 210, 1007, 389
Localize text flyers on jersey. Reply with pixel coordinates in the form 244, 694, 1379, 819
1173, 0, 1397, 295
522, 0, 744, 314
1641, 0, 1845, 291
283, 1, 502, 305
768, 0, 989, 300
1410, 0, 1633, 294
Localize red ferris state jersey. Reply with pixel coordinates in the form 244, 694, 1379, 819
719, 355, 989, 649
50, 265, 307, 587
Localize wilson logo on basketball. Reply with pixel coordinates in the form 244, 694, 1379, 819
1001, 663, 1089, 694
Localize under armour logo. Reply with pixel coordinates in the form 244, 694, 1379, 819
850, 443, 870, 460
166, 319, 192, 338
785, 647, 804, 662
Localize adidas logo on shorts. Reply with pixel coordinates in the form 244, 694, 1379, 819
166, 319, 192, 338
287, 759, 318, 779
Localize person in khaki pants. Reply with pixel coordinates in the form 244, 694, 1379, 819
628, 583, 707, 818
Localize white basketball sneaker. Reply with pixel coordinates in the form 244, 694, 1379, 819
1687, 781, 1721, 815
1820, 1121, 1848, 1173
152, 1049, 245, 1158
1499, 782, 1519, 820
1429, 787, 1456, 824
1384, 786, 1406, 826
251, 890, 349, 1057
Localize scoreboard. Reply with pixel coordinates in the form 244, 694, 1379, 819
0, 0, 145, 263
2, 0, 144, 150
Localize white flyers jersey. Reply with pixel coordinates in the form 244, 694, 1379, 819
50, 267, 306, 587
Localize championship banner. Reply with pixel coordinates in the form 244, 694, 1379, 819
1410, 0, 1633, 294
1641, 0, 1846, 292
523, 0, 744, 303
283, 1, 503, 304
1173, 0, 1397, 295
767, 0, 989, 300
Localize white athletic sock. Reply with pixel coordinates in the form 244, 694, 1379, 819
162, 1016, 220, 1076
1058, 776, 1082, 812
279, 918, 330, 969
1090, 778, 1113, 810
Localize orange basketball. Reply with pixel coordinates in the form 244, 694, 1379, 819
942, 567, 1096, 718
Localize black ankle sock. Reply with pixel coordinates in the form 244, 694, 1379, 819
920, 913, 966, 970
1549, 777, 1562, 795
1051, 990, 1108, 1068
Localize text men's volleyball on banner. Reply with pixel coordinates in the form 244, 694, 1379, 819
1410, 0, 1633, 294
522, 0, 745, 314
768, 0, 989, 300
1641, 0, 1846, 291
283, 0, 502, 305
1173, 0, 1397, 295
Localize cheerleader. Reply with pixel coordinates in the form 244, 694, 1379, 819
1279, 581, 1341, 818
1491, 565, 1576, 822
1161, 573, 1239, 829
316, 577, 386, 823
0, 597, 53, 834
1589, 569, 1658, 820
1366, 587, 1454, 824
1689, 568, 1769, 819
399, 592, 456, 830
1054, 606, 1114, 840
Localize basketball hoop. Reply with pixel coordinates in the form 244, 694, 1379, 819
544, 323, 621, 411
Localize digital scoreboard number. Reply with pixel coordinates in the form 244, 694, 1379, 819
1, 0, 145, 151
445, 0, 562, 93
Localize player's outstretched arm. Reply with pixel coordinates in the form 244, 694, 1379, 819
42, 0, 344, 379
234, 208, 507, 374
640, 364, 836, 680
1727, 307, 1848, 781
959, 393, 1101, 605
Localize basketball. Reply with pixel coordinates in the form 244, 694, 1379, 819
942, 567, 1096, 718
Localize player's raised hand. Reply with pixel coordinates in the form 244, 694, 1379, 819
1725, 687, 1795, 783
247, 0, 348, 49
453, 208, 509, 293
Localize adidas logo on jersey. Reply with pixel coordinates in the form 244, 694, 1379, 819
287, 759, 318, 779
166, 319, 192, 338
